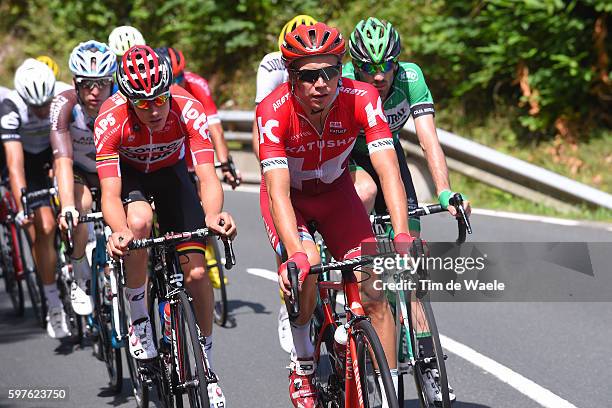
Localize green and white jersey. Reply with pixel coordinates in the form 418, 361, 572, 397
343, 61, 435, 154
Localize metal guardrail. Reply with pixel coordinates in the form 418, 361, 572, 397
218, 110, 612, 211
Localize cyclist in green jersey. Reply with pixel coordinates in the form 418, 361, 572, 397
344, 18, 470, 235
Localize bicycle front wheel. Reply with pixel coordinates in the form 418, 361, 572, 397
207, 238, 228, 327
1, 223, 24, 316
353, 319, 400, 408
408, 292, 451, 408
173, 290, 210, 408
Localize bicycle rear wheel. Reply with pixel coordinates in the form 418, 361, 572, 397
1, 223, 24, 316
353, 319, 400, 408
173, 290, 210, 408
208, 238, 228, 327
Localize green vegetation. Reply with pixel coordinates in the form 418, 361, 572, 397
0, 1, 609, 218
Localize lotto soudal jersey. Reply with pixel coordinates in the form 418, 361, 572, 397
0, 82, 73, 154
50, 89, 98, 173
257, 78, 394, 194
343, 61, 435, 154
94, 85, 215, 179
182, 72, 220, 125
255, 51, 288, 104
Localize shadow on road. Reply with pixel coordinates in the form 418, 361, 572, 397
226, 299, 270, 317
0, 307, 44, 344
97, 378, 133, 406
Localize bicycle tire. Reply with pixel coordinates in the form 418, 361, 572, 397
208, 238, 228, 327
117, 272, 150, 408
58, 274, 83, 343
173, 290, 210, 408
1, 223, 24, 316
18, 227, 46, 327
353, 319, 400, 408
408, 291, 451, 408
92, 256, 123, 393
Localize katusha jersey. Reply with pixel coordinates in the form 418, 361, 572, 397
94, 85, 215, 180
182, 72, 220, 126
343, 61, 435, 154
257, 78, 394, 194
50, 89, 98, 173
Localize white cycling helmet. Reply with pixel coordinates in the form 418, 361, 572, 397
14, 58, 56, 106
69, 40, 117, 77
108, 25, 146, 56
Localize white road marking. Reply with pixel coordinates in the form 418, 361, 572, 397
440, 335, 578, 408
247, 267, 579, 408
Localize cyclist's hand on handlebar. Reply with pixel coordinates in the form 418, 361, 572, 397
15, 210, 32, 226
107, 229, 134, 257
222, 168, 242, 190
58, 206, 79, 231
438, 190, 471, 217
205, 212, 237, 240
278, 252, 310, 297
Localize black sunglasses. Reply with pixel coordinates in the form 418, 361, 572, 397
292, 64, 342, 83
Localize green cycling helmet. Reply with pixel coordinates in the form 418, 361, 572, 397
349, 17, 401, 64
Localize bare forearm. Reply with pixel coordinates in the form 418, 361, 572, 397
209, 123, 229, 163
196, 164, 224, 216
379, 170, 409, 235
102, 195, 128, 233
5, 145, 26, 211
251, 120, 260, 160
55, 157, 75, 208
270, 193, 302, 255
416, 116, 451, 195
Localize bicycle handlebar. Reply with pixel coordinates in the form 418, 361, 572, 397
65, 211, 74, 256
370, 193, 472, 244
20, 187, 56, 217
127, 228, 236, 270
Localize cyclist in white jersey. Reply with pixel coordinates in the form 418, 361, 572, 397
50, 40, 117, 317
0, 59, 72, 338
250, 14, 318, 355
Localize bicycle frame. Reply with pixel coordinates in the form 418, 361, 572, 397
314, 269, 375, 408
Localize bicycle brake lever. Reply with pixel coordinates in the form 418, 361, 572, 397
65, 211, 74, 256
286, 261, 300, 321
223, 238, 236, 270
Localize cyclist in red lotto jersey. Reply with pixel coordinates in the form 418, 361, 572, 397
257, 22, 411, 408
95, 47, 236, 402
155, 47, 242, 188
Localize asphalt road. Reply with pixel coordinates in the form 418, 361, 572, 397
0, 188, 611, 408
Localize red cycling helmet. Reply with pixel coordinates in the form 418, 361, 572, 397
154, 46, 185, 77
117, 45, 172, 99
281, 22, 346, 67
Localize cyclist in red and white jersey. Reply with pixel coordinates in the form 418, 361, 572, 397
252, 14, 318, 356
156, 46, 242, 188
50, 40, 117, 316
258, 22, 411, 408
95, 46, 236, 403
0, 59, 72, 339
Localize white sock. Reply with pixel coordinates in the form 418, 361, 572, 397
125, 284, 148, 323
71, 255, 91, 284
203, 335, 213, 369
378, 369, 399, 408
290, 321, 314, 359
44, 284, 62, 308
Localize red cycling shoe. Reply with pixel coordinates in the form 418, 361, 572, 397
289, 358, 318, 408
